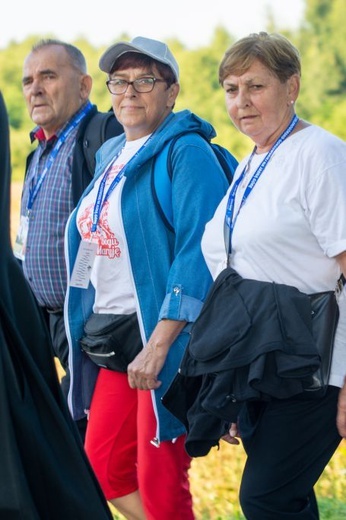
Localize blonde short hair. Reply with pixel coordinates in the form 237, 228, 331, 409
219, 32, 301, 85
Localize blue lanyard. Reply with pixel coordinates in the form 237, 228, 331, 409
225, 115, 299, 253
91, 135, 153, 233
27, 101, 93, 213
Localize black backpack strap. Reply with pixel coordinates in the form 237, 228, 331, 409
82, 111, 118, 175
72, 107, 123, 205
24, 150, 35, 181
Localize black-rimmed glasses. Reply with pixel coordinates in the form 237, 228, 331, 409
106, 77, 167, 95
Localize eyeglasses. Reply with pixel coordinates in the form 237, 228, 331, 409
106, 76, 167, 95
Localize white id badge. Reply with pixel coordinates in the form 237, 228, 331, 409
13, 215, 29, 260
69, 241, 98, 289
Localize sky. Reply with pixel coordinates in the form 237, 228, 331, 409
1, 0, 305, 50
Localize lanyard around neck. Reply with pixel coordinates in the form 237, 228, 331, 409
225, 114, 299, 254
27, 101, 93, 214
91, 134, 153, 233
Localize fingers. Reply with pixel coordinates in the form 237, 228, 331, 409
221, 422, 240, 445
337, 378, 346, 437
221, 433, 240, 445
128, 370, 161, 390
229, 422, 238, 438
127, 359, 159, 389
127, 346, 165, 390
336, 411, 346, 438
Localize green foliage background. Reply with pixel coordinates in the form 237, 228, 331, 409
1, 0, 345, 182
3, 1, 346, 517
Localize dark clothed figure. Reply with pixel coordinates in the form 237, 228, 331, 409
0, 89, 113, 520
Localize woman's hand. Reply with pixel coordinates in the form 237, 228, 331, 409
221, 422, 240, 445
127, 339, 167, 390
127, 318, 186, 390
335, 251, 346, 437
337, 376, 346, 438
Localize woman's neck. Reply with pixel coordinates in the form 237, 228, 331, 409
255, 115, 308, 154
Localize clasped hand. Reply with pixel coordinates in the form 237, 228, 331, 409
127, 318, 187, 391
222, 422, 241, 445
127, 340, 167, 390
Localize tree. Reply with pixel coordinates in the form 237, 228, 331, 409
1, 14, 345, 181
296, 0, 346, 136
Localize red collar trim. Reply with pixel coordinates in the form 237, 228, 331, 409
34, 127, 56, 142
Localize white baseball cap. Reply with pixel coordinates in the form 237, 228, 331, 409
99, 36, 179, 81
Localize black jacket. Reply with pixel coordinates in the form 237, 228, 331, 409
162, 268, 323, 457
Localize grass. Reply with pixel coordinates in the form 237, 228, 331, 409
10, 182, 346, 519
189, 440, 346, 519
108, 432, 346, 519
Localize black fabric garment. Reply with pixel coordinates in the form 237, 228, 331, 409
162, 268, 324, 457
0, 91, 112, 519
238, 387, 341, 519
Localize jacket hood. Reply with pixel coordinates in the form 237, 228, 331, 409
152, 109, 217, 152
98, 109, 217, 169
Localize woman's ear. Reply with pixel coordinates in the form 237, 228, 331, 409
288, 73, 300, 103
167, 83, 180, 108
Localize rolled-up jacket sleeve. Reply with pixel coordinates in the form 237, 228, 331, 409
158, 137, 229, 323
159, 286, 204, 322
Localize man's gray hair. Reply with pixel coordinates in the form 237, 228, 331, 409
31, 39, 87, 74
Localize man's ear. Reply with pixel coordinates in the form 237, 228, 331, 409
80, 74, 93, 100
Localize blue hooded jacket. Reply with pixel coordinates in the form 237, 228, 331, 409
64, 109, 230, 442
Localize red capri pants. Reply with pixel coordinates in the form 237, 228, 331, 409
85, 369, 194, 520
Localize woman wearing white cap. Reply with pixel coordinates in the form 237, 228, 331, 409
64, 36, 233, 519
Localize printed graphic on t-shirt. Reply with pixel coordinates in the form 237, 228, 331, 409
78, 201, 121, 260
77, 163, 124, 260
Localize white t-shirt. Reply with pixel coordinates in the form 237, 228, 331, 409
202, 125, 346, 388
76, 135, 150, 314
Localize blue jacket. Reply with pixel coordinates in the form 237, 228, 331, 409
64, 109, 230, 442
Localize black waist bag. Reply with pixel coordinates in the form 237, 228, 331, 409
80, 312, 143, 372
303, 289, 339, 396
